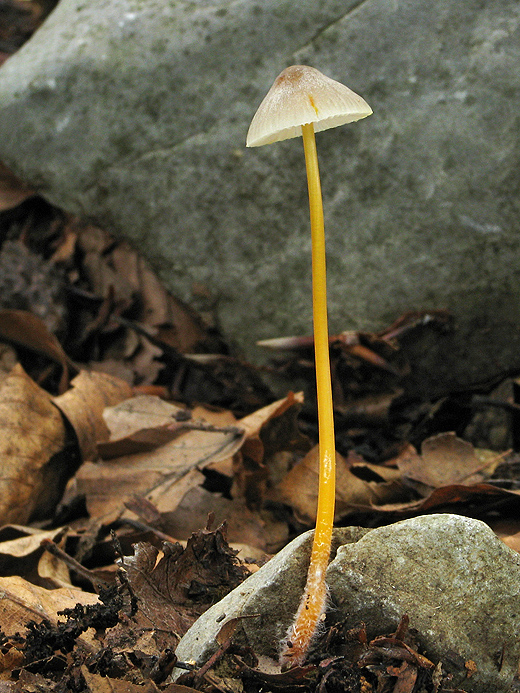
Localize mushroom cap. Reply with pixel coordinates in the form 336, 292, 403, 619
246, 65, 372, 147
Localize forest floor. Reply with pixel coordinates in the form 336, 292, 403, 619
1, 2, 520, 691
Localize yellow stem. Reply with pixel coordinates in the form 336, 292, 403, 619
280, 122, 336, 668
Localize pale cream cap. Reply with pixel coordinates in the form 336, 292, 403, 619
246, 65, 372, 147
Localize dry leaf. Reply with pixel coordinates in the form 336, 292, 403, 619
397, 432, 502, 489
499, 534, 520, 553
233, 391, 309, 509
372, 483, 520, 518
97, 394, 188, 458
0, 525, 63, 560
0, 525, 70, 587
122, 524, 249, 640
145, 468, 207, 521
192, 405, 240, 477
75, 397, 244, 521
0, 575, 99, 638
54, 370, 133, 462
275, 445, 403, 523
0, 309, 74, 393
78, 227, 135, 308
238, 391, 304, 440
81, 667, 164, 691
153, 486, 287, 553
109, 242, 208, 353
36, 547, 72, 589
489, 520, 520, 554
0, 364, 67, 524
77, 394, 302, 548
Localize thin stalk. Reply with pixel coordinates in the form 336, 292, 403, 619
280, 122, 336, 667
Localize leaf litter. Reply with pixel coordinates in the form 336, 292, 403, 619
0, 153, 519, 689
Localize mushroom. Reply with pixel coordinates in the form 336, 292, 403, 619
246, 65, 372, 667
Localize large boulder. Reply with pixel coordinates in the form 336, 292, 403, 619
174, 515, 520, 692
0, 0, 519, 395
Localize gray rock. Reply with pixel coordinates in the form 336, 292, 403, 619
0, 1, 519, 395
174, 526, 370, 667
174, 515, 520, 692
328, 514, 520, 692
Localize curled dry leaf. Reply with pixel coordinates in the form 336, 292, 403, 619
0, 364, 67, 525
233, 391, 308, 507
108, 240, 209, 353
238, 391, 304, 440
54, 369, 133, 462
370, 482, 520, 519
0, 309, 75, 393
122, 524, 249, 641
0, 525, 71, 587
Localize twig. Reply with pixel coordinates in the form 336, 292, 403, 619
40, 539, 108, 592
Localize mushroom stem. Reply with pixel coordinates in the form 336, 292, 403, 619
280, 122, 336, 668
246, 64, 371, 668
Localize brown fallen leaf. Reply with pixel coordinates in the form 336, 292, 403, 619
76, 393, 303, 549
190, 404, 240, 478
0, 309, 75, 394
0, 525, 70, 588
97, 395, 242, 460
54, 369, 133, 462
232, 391, 309, 509
490, 520, 520, 553
152, 485, 288, 553
396, 432, 503, 489
0, 575, 99, 639
108, 240, 209, 354
81, 667, 162, 692
122, 495, 269, 562
75, 396, 244, 522
122, 523, 249, 641
372, 482, 520, 519
78, 225, 135, 309
238, 391, 304, 440
0, 364, 69, 525
274, 445, 404, 524
73, 224, 222, 394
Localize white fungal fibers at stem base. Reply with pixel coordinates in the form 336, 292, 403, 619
279, 569, 329, 669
